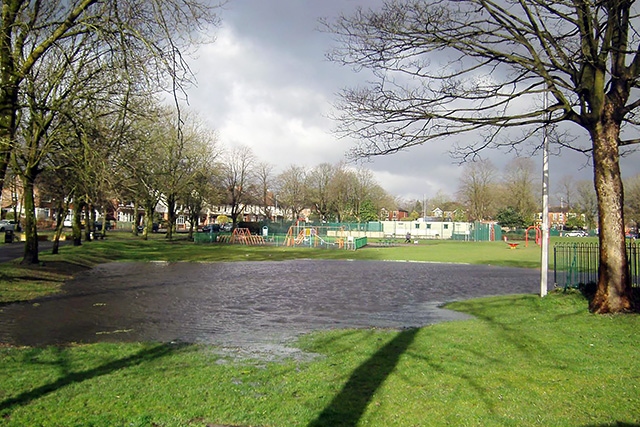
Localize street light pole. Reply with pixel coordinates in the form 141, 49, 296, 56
540, 90, 550, 297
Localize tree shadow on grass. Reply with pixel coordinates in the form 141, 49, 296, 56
0, 343, 178, 414
308, 328, 419, 427
582, 424, 640, 427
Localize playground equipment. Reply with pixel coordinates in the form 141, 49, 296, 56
217, 228, 265, 245
284, 220, 349, 249
525, 225, 541, 247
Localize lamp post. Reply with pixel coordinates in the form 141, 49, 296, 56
540, 90, 550, 298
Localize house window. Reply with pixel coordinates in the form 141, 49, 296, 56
444, 224, 449, 229
426, 224, 431, 229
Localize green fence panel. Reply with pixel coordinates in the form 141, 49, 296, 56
194, 232, 218, 243
354, 237, 368, 250
322, 222, 383, 232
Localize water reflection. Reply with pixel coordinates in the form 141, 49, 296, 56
0, 260, 544, 347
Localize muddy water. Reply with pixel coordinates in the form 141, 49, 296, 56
0, 260, 547, 347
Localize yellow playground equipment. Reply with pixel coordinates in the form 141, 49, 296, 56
284, 221, 347, 248
217, 227, 265, 245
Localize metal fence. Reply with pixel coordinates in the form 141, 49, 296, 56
554, 242, 640, 289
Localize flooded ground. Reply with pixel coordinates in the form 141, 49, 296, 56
0, 260, 548, 348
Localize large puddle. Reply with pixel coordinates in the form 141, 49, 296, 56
0, 260, 547, 347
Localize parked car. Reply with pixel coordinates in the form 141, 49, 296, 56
564, 230, 589, 237
94, 221, 112, 231
137, 223, 159, 233
0, 220, 15, 232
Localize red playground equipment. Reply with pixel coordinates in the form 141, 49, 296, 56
525, 225, 541, 247
217, 228, 265, 245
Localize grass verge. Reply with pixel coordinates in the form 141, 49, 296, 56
0, 291, 637, 426
0, 234, 637, 426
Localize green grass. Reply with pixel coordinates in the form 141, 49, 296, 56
1, 233, 637, 426
0, 292, 637, 426
52, 231, 551, 263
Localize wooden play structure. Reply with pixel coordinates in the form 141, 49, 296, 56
217, 228, 265, 245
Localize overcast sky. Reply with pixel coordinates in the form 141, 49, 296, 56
184, 0, 640, 204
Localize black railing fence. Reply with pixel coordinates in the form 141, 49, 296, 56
554, 242, 640, 289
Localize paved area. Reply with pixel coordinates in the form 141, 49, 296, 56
0, 239, 70, 263
0, 260, 549, 348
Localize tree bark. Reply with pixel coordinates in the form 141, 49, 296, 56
72, 202, 83, 246
84, 203, 93, 242
142, 205, 154, 241
51, 199, 67, 255
20, 173, 39, 265
133, 201, 140, 236
166, 193, 175, 240
590, 121, 634, 313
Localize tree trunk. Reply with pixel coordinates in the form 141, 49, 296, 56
188, 211, 198, 240
20, 174, 39, 265
98, 206, 107, 239
133, 201, 140, 236
51, 199, 68, 255
590, 122, 634, 313
142, 205, 154, 241
0, 75, 18, 196
84, 203, 92, 242
72, 202, 83, 246
166, 193, 175, 240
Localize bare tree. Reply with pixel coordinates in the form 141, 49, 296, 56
181, 166, 218, 239
117, 102, 168, 240
255, 162, 275, 221
624, 175, 640, 232
352, 168, 376, 222
176, 119, 219, 238
275, 165, 308, 221
0, 1, 221, 202
36, 167, 76, 254
557, 175, 577, 210
307, 163, 337, 222
457, 159, 498, 221
327, 165, 358, 222
219, 146, 256, 228
325, 1, 640, 312
12, 35, 121, 262
155, 109, 217, 240
502, 158, 538, 224
575, 180, 599, 231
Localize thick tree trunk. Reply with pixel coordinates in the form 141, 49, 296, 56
72, 202, 83, 246
142, 205, 154, 241
0, 74, 18, 197
20, 174, 39, 265
590, 123, 634, 313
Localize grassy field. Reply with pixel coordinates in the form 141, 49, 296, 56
0, 233, 637, 426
